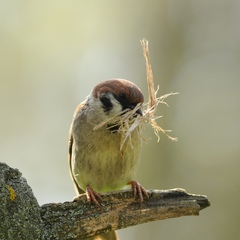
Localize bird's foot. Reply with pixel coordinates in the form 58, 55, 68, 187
86, 185, 102, 207
128, 180, 149, 206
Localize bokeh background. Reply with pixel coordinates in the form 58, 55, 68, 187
1, 1, 240, 239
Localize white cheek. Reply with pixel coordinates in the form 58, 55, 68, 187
109, 97, 122, 115
86, 93, 122, 122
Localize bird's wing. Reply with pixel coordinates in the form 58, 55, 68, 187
68, 102, 86, 195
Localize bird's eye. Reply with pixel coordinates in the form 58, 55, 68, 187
100, 94, 113, 111
118, 93, 126, 99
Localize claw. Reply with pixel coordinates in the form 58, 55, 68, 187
128, 180, 149, 206
86, 186, 102, 207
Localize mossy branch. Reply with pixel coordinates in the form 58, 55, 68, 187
0, 162, 210, 240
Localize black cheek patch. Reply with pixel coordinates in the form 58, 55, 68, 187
100, 94, 113, 112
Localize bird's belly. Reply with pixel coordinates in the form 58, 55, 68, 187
72, 136, 141, 192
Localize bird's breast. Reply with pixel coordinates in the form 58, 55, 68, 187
72, 124, 142, 192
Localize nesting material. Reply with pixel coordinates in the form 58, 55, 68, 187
140, 38, 178, 143
94, 39, 178, 152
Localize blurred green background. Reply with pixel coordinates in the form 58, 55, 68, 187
1, 1, 240, 239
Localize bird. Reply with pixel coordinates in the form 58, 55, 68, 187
68, 79, 148, 240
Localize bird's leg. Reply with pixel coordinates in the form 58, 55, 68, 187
86, 185, 102, 207
128, 180, 149, 206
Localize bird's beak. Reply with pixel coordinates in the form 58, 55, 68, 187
136, 108, 142, 116
128, 105, 143, 116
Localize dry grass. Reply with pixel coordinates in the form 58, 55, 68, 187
94, 39, 178, 152
140, 39, 178, 142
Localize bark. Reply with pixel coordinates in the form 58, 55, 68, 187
0, 162, 43, 240
0, 162, 210, 240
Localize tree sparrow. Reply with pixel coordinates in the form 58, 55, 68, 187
68, 79, 148, 240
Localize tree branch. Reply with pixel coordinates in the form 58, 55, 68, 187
41, 189, 210, 239
0, 162, 210, 240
